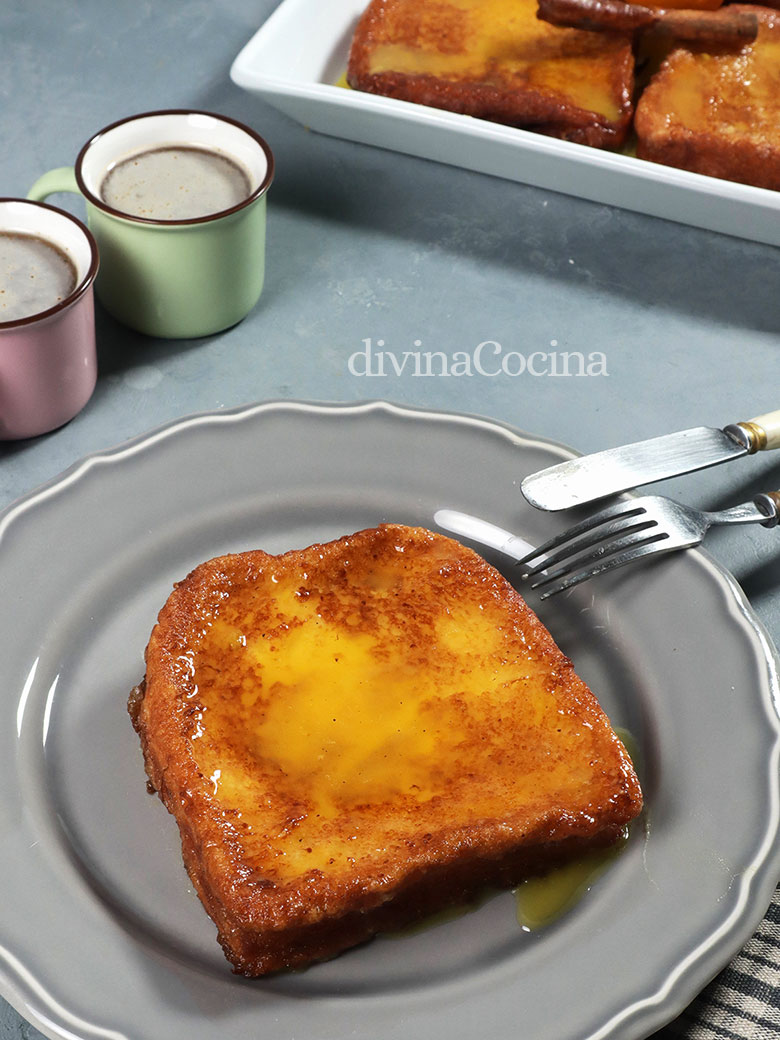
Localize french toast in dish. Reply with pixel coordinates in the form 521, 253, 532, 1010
130, 524, 642, 975
635, 5, 780, 190
347, 0, 635, 148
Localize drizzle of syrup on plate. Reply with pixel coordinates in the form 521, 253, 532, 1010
388, 728, 639, 938
515, 830, 629, 930
516, 727, 639, 930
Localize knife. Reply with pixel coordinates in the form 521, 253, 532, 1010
434, 509, 535, 560
521, 410, 780, 512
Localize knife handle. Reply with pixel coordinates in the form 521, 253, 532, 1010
728, 410, 780, 452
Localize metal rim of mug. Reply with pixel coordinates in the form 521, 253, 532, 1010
0, 197, 100, 331
74, 109, 276, 226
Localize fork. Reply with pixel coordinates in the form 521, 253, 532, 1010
516, 491, 780, 598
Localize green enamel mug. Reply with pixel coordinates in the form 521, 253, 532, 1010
28, 110, 274, 339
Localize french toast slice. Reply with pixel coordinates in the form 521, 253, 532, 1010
347, 0, 635, 148
130, 524, 642, 976
635, 6, 780, 190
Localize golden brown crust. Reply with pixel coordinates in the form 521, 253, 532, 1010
131, 524, 642, 975
635, 6, 780, 189
347, 0, 635, 148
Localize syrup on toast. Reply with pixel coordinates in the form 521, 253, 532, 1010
635, 6, 780, 190
347, 0, 635, 148
130, 524, 642, 975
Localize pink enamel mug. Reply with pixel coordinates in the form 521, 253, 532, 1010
0, 198, 99, 440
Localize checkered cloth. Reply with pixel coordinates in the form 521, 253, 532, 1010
655, 885, 780, 1040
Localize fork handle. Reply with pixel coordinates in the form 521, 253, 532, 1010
755, 492, 780, 527
707, 492, 780, 528
728, 410, 780, 452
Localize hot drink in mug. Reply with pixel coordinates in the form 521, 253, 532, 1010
100, 146, 252, 221
1, 231, 78, 323
0, 198, 98, 439
28, 111, 274, 339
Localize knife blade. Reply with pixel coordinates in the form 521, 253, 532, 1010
521, 410, 780, 512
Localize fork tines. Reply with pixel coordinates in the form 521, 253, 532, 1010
517, 499, 668, 597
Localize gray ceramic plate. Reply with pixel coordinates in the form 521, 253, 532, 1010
1, 400, 780, 1040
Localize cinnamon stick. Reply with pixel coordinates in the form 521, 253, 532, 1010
537, 0, 758, 44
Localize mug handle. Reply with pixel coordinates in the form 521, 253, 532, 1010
28, 167, 80, 202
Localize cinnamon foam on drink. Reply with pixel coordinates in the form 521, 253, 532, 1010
100, 146, 252, 221
0, 232, 78, 323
